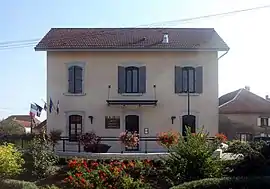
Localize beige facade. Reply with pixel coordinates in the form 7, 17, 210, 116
219, 113, 270, 141
47, 51, 219, 152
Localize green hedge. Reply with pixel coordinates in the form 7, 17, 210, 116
171, 177, 270, 189
0, 179, 38, 189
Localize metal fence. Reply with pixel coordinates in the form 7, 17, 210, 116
0, 135, 216, 154
56, 136, 162, 153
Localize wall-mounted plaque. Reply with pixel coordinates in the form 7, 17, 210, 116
105, 116, 120, 129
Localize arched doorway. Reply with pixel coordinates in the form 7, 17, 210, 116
125, 115, 139, 151
182, 115, 196, 136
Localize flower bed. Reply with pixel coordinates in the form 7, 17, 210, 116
63, 158, 166, 188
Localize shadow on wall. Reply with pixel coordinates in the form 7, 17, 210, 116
219, 115, 255, 141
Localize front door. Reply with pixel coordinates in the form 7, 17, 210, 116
182, 115, 196, 136
125, 115, 139, 151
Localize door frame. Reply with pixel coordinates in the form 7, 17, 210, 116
179, 111, 199, 134
122, 111, 141, 151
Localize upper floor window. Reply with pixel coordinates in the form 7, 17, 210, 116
182, 67, 195, 93
125, 67, 139, 93
175, 66, 203, 94
69, 115, 82, 141
118, 65, 146, 94
258, 117, 270, 127
68, 65, 83, 94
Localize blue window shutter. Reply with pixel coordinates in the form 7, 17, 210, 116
74, 66, 83, 93
68, 67, 75, 93
139, 66, 146, 93
175, 66, 183, 93
195, 66, 203, 93
118, 66, 125, 93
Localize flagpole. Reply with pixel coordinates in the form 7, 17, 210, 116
30, 114, 33, 134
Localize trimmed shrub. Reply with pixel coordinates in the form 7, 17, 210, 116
0, 179, 38, 189
171, 177, 270, 189
0, 143, 24, 178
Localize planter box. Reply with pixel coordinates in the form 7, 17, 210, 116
84, 144, 111, 153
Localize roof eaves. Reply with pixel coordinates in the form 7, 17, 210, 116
34, 47, 229, 52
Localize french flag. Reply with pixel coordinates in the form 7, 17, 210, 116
29, 103, 38, 118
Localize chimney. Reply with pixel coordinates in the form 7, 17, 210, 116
266, 95, 270, 100
162, 33, 169, 43
244, 86, 250, 91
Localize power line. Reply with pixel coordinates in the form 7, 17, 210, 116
0, 42, 37, 48
0, 38, 40, 45
138, 4, 270, 27
1, 4, 270, 50
0, 44, 36, 50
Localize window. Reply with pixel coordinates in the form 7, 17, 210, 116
125, 67, 139, 93
175, 66, 203, 94
69, 115, 82, 141
258, 117, 269, 127
118, 65, 146, 94
182, 67, 196, 93
68, 65, 83, 94
261, 118, 269, 126
237, 133, 252, 142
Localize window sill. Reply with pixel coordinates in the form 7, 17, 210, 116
120, 93, 144, 96
63, 93, 86, 96
177, 93, 201, 96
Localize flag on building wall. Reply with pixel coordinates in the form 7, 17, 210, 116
34, 103, 43, 117
43, 102, 47, 111
49, 98, 54, 113
56, 100, 60, 114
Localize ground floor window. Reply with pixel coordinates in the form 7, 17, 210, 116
237, 133, 252, 142
69, 115, 82, 141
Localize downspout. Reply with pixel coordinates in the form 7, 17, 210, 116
218, 49, 230, 60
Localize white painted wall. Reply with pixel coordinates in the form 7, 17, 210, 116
47, 51, 219, 152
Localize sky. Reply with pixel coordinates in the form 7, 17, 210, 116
0, 0, 270, 121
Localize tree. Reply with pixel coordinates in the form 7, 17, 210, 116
0, 119, 25, 135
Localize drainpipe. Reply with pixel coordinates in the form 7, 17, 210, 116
218, 49, 230, 60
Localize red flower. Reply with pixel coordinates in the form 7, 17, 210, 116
80, 178, 86, 184
91, 162, 99, 168
68, 175, 73, 180
68, 159, 77, 168
215, 133, 227, 142
83, 160, 88, 167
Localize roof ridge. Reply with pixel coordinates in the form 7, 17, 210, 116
242, 88, 270, 104
219, 88, 243, 108
51, 27, 215, 30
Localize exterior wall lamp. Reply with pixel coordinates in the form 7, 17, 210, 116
171, 116, 176, 124
88, 116, 94, 124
